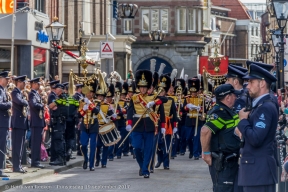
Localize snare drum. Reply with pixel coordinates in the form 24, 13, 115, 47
99, 122, 121, 146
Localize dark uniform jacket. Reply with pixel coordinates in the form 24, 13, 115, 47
0, 85, 11, 128
127, 94, 167, 133
11, 87, 28, 129
238, 94, 278, 186
117, 99, 128, 128
234, 89, 246, 113
157, 97, 177, 135
28, 89, 45, 128
183, 96, 205, 127
51, 94, 69, 131
79, 101, 101, 134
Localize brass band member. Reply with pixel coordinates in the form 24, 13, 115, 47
78, 81, 100, 171
11, 75, 29, 173
155, 74, 177, 169
126, 70, 166, 179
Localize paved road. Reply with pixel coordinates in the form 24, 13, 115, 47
5, 154, 212, 192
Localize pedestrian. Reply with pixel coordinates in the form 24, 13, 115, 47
236, 64, 278, 192
201, 84, 241, 192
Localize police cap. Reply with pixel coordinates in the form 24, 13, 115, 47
215, 84, 241, 99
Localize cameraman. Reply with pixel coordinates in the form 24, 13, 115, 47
201, 84, 241, 192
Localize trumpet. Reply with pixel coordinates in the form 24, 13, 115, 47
175, 86, 183, 120
199, 94, 206, 121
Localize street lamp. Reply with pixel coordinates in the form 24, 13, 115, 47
119, 3, 138, 18
149, 30, 166, 42
272, 0, 288, 28
45, 17, 66, 79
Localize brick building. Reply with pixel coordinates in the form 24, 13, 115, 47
116, 0, 212, 76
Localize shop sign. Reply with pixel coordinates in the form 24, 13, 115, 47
35, 21, 43, 31
36, 30, 49, 43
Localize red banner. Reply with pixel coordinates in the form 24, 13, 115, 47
33, 48, 46, 67
199, 56, 229, 75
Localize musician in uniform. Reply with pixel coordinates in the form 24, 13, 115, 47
74, 84, 84, 156
183, 78, 203, 159
47, 80, 60, 161
78, 82, 100, 171
11, 75, 29, 173
0, 71, 12, 177
155, 74, 177, 169
95, 84, 117, 168
126, 70, 166, 178
48, 84, 68, 166
126, 79, 135, 158
28, 77, 45, 168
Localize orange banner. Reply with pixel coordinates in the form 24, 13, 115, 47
0, 0, 14, 14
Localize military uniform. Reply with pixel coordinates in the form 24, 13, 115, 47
28, 78, 45, 168
126, 70, 166, 178
155, 75, 177, 169
183, 78, 204, 159
0, 71, 12, 177
238, 64, 278, 192
11, 75, 29, 173
203, 84, 241, 192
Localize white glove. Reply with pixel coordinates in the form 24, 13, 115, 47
84, 98, 91, 104
186, 103, 197, 110
173, 128, 178, 134
196, 106, 201, 112
146, 101, 155, 108
111, 113, 117, 119
126, 125, 132, 132
83, 104, 89, 111
161, 128, 166, 134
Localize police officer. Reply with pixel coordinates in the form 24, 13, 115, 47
0, 71, 12, 177
74, 84, 84, 156
11, 75, 29, 173
236, 64, 278, 192
47, 80, 60, 161
28, 77, 45, 169
126, 70, 166, 178
48, 84, 68, 166
201, 84, 241, 192
225, 65, 247, 113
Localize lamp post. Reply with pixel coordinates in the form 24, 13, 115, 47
271, 29, 283, 91
119, 3, 138, 18
271, 0, 288, 90
45, 17, 66, 79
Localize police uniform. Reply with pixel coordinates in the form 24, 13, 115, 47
78, 82, 100, 171
49, 84, 68, 166
73, 84, 84, 156
238, 64, 278, 192
95, 84, 116, 168
62, 82, 79, 161
11, 75, 29, 173
126, 70, 166, 178
183, 78, 204, 159
225, 66, 247, 114
204, 84, 241, 192
0, 71, 12, 177
28, 77, 45, 168
47, 80, 60, 162
155, 75, 177, 169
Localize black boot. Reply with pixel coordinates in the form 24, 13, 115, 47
83, 161, 88, 169
66, 149, 72, 162
95, 160, 99, 167
155, 162, 162, 168
49, 158, 64, 166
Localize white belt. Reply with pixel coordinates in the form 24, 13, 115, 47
133, 114, 149, 118
99, 119, 105, 123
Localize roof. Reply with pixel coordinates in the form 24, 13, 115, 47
211, 0, 252, 20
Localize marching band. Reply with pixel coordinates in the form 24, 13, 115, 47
0, 58, 279, 191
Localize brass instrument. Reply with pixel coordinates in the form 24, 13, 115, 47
194, 95, 200, 136
114, 92, 120, 114
175, 86, 183, 120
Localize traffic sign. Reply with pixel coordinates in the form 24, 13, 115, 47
100, 41, 114, 58
284, 59, 287, 67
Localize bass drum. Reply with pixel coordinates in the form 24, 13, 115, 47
99, 122, 121, 147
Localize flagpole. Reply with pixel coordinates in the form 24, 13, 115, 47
10, 2, 16, 75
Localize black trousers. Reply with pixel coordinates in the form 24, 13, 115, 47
12, 128, 26, 171
76, 129, 81, 152
65, 121, 76, 152
0, 128, 8, 170
51, 123, 65, 160
209, 157, 239, 192
243, 185, 276, 192
31, 127, 42, 166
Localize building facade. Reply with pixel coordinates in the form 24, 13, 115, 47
116, 0, 212, 76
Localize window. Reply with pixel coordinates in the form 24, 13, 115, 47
177, 8, 196, 32
35, 0, 45, 13
124, 19, 132, 33
203, 9, 209, 29
141, 8, 169, 33
255, 27, 259, 36
251, 27, 254, 36
251, 44, 254, 57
